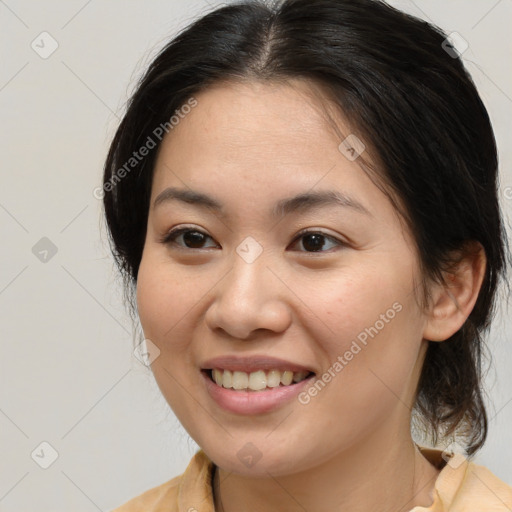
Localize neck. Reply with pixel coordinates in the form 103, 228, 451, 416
213, 430, 440, 512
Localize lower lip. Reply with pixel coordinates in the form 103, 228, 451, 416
201, 370, 315, 415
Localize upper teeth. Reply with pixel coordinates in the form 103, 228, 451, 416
211, 368, 310, 391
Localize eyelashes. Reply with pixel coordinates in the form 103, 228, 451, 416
159, 226, 346, 254
160, 227, 213, 249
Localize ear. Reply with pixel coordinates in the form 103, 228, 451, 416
423, 241, 487, 342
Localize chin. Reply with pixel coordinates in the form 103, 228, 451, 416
202, 439, 315, 478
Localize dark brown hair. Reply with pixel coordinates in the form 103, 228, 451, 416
102, 0, 511, 455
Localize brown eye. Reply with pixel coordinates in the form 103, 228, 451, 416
161, 227, 217, 249
160, 227, 345, 253
289, 230, 345, 253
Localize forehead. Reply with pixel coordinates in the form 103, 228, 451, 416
168, 79, 357, 157
148, 79, 404, 231
152, 79, 366, 182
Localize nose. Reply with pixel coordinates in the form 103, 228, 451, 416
204, 250, 292, 340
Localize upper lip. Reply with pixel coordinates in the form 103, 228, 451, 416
201, 355, 316, 374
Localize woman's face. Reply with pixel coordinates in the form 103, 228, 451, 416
136, 80, 431, 476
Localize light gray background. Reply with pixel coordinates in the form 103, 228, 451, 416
1, 1, 511, 511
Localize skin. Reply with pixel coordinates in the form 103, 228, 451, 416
136, 79, 486, 512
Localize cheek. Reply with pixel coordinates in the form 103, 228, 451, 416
136, 255, 195, 351
310, 267, 423, 401
313, 266, 407, 346
136, 256, 202, 410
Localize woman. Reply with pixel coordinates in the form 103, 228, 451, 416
103, 0, 512, 510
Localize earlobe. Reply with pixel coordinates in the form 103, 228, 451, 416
423, 242, 486, 342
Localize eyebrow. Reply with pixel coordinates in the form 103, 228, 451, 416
153, 186, 372, 219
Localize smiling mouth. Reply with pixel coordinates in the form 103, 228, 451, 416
203, 368, 315, 392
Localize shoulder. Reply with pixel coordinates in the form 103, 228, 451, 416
418, 447, 512, 511
110, 449, 215, 512
453, 457, 512, 510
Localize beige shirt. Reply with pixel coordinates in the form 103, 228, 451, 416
112, 447, 512, 511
